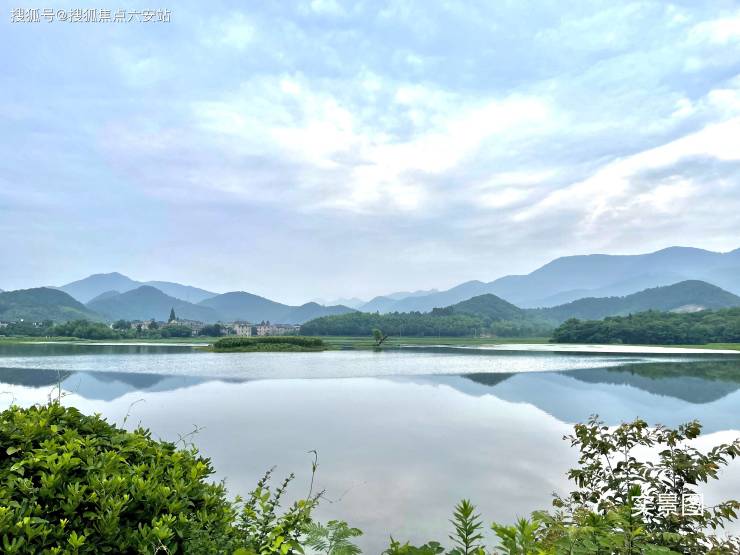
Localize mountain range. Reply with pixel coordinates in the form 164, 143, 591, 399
299, 280, 740, 336
58, 272, 217, 304
83, 287, 357, 324
358, 246, 740, 313
422, 280, 740, 326
3, 278, 739, 328
197, 291, 354, 324
4, 246, 740, 326
87, 286, 222, 323
533, 280, 740, 323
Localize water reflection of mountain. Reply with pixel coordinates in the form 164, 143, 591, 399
0, 343, 196, 357
0, 367, 74, 388
563, 362, 740, 404
455, 359, 740, 432
463, 360, 740, 404
0, 368, 232, 402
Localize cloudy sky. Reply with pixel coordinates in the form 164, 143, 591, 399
2, 1, 740, 304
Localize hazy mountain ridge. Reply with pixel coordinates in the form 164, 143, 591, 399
8, 246, 740, 326
533, 280, 740, 323
1, 285, 357, 325
385, 281, 492, 313
87, 286, 221, 323
299, 279, 740, 336
144, 281, 217, 304
59, 272, 217, 304
87, 290, 121, 304
435, 280, 740, 324
314, 297, 366, 309
367, 247, 740, 313
198, 292, 356, 324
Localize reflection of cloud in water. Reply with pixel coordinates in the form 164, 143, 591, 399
39, 377, 579, 553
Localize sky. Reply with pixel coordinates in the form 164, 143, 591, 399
1, 1, 740, 304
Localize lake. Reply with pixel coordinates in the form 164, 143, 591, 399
2, 343, 740, 552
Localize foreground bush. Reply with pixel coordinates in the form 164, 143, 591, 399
2, 404, 739, 554
0, 404, 236, 553
388, 417, 740, 554
213, 336, 326, 352
0, 404, 320, 554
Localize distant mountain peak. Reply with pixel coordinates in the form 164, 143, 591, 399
59, 273, 216, 304
652, 246, 714, 255
87, 286, 220, 323
93, 271, 131, 278
198, 290, 355, 324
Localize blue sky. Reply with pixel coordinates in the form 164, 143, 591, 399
2, 1, 740, 304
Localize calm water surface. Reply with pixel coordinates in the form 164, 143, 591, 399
2, 343, 740, 551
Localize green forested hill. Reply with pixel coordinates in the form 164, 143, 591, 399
0, 288, 101, 322
436, 293, 525, 320
534, 280, 740, 323
299, 282, 740, 339
299, 310, 491, 337
300, 293, 552, 337
552, 308, 740, 345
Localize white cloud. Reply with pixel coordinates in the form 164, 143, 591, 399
308, 0, 346, 16
690, 12, 740, 44
11, 1, 740, 296
203, 13, 256, 51
514, 115, 740, 227
180, 75, 556, 213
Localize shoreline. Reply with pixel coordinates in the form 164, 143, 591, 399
439, 343, 740, 355
2, 337, 740, 355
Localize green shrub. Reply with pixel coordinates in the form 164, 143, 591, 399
0, 403, 235, 554
386, 418, 740, 554
0, 404, 334, 554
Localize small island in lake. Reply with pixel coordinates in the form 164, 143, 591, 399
211, 336, 327, 352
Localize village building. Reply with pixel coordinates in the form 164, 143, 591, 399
231, 322, 253, 336
170, 319, 205, 335
254, 321, 301, 336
